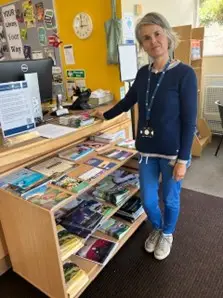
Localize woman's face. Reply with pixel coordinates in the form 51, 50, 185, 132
139, 24, 169, 58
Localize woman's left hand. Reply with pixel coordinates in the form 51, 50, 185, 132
173, 163, 187, 181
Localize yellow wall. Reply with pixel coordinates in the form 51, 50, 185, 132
55, 0, 123, 100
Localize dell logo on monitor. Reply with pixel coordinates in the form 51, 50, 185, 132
21, 64, 28, 72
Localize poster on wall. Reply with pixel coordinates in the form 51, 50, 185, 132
44, 9, 55, 30
24, 45, 32, 59
22, 0, 36, 28
38, 27, 47, 46
35, 2, 44, 22
16, 8, 24, 23
32, 50, 43, 59
122, 13, 135, 44
2, 4, 25, 59
44, 47, 56, 65
20, 28, 27, 40
63, 44, 75, 65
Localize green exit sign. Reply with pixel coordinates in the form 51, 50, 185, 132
66, 69, 86, 79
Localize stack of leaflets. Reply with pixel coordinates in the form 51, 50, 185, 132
57, 225, 84, 261
22, 182, 71, 210
59, 113, 95, 128
101, 149, 134, 161
59, 145, 94, 161
61, 203, 104, 240
98, 218, 130, 240
115, 196, 144, 223
111, 170, 140, 188
84, 157, 117, 170
77, 198, 114, 218
0, 168, 50, 195
90, 130, 125, 144
92, 186, 130, 206
30, 157, 75, 177
76, 235, 117, 265
61, 195, 114, 218
63, 260, 89, 297
52, 175, 89, 194
79, 140, 111, 153
78, 167, 105, 182
117, 139, 136, 149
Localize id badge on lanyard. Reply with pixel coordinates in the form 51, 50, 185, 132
140, 59, 171, 138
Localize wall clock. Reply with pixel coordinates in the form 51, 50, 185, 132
73, 12, 93, 39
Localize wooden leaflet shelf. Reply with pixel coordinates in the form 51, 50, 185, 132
173, 25, 212, 157
71, 212, 147, 298
0, 111, 146, 298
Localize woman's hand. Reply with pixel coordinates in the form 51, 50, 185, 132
91, 110, 105, 120
173, 163, 187, 181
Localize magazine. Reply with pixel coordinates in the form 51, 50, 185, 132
78, 167, 105, 182
30, 157, 75, 176
22, 183, 71, 210
57, 225, 83, 261
98, 218, 130, 240
63, 260, 89, 295
101, 149, 134, 161
0, 168, 46, 191
76, 235, 117, 265
52, 175, 89, 193
59, 145, 94, 161
85, 158, 117, 170
80, 140, 111, 152
117, 139, 136, 149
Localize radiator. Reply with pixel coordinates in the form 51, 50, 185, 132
203, 75, 223, 134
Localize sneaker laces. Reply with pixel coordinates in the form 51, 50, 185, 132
157, 235, 171, 251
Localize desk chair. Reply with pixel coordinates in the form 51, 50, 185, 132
214, 100, 223, 156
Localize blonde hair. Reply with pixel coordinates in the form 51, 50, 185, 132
135, 12, 180, 50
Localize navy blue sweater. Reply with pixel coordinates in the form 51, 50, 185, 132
104, 63, 197, 161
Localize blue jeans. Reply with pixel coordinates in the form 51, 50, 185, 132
139, 157, 183, 234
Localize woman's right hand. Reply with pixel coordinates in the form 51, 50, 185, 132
91, 110, 105, 120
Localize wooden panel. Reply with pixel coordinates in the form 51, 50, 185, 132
172, 25, 192, 40
0, 191, 66, 298
174, 40, 191, 65
197, 119, 212, 139
0, 221, 8, 259
193, 67, 202, 90
192, 27, 204, 40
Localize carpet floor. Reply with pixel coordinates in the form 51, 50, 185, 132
0, 188, 223, 298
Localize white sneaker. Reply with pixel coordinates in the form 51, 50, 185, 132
145, 230, 161, 253
154, 233, 173, 260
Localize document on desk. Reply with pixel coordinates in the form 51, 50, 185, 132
36, 124, 77, 139
0, 81, 36, 138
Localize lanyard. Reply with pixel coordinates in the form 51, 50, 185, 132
146, 59, 171, 122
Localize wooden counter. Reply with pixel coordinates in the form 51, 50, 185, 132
0, 105, 131, 277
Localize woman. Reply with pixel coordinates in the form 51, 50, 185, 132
95, 12, 197, 260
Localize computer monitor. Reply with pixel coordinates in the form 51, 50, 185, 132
0, 58, 53, 103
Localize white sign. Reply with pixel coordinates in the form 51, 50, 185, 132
64, 44, 75, 65
122, 13, 135, 44
0, 81, 35, 138
2, 4, 24, 59
118, 44, 138, 82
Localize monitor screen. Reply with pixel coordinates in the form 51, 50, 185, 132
0, 58, 53, 103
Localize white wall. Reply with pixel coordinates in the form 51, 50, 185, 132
121, 0, 197, 27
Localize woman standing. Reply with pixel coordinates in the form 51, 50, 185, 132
95, 12, 197, 260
